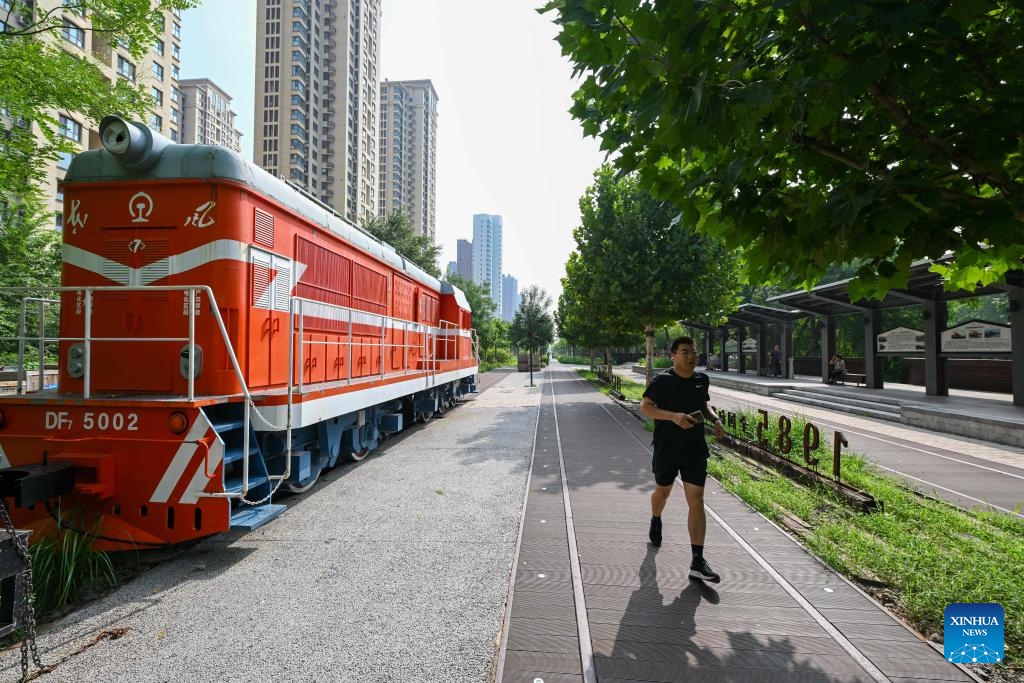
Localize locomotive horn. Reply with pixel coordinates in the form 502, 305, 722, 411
99, 115, 173, 170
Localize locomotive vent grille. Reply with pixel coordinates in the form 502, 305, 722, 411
102, 239, 170, 284
254, 208, 275, 248
101, 243, 131, 285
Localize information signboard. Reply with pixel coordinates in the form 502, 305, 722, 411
877, 327, 925, 353
941, 320, 1011, 353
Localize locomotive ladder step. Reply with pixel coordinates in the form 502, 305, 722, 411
229, 503, 286, 530
211, 419, 246, 433
223, 442, 261, 465
224, 473, 270, 494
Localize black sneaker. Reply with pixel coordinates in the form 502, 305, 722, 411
648, 517, 662, 547
689, 557, 721, 583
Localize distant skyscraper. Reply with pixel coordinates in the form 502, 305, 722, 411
254, 0, 382, 226
502, 274, 519, 322
456, 239, 473, 281
378, 79, 438, 240
472, 214, 503, 317
446, 261, 457, 276
179, 78, 242, 152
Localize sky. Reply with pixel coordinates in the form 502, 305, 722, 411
180, 0, 606, 304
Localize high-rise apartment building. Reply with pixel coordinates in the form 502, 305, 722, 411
502, 274, 519, 322
378, 79, 438, 240
456, 239, 473, 281
2, 2, 182, 228
254, 0, 383, 227
179, 78, 243, 152
471, 214, 503, 318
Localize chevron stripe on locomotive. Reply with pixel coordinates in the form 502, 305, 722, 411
0, 116, 478, 550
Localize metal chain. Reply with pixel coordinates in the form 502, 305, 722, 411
0, 498, 42, 681
246, 399, 287, 432
238, 472, 287, 507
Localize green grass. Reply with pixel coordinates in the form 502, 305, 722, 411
555, 355, 594, 365
636, 357, 673, 368
578, 369, 646, 402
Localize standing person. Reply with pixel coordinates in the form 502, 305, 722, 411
771, 344, 782, 377
640, 336, 726, 583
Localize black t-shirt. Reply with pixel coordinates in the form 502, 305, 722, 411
642, 369, 711, 454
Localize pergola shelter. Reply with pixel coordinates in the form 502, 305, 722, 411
767, 262, 1024, 406
682, 303, 808, 377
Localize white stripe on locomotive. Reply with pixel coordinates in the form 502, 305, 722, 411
150, 416, 210, 503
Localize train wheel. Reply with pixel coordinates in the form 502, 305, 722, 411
342, 448, 369, 463
285, 467, 321, 494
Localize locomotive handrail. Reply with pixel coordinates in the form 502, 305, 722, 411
1, 285, 266, 500
16, 297, 59, 396
288, 296, 466, 394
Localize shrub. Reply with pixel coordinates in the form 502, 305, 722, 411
29, 515, 118, 617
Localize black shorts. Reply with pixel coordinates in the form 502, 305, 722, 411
652, 447, 708, 487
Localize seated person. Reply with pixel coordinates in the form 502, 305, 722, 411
827, 355, 847, 383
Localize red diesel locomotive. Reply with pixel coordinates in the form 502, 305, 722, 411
0, 116, 478, 550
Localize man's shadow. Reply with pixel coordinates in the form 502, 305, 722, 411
597, 545, 839, 680
600, 545, 723, 676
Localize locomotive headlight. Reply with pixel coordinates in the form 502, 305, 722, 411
67, 343, 85, 378
100, 117, 132, 155
179, 344, 203, 379
167, 411, 189, 435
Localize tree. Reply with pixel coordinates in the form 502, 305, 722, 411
0, 196, 62, 363
0, 0, 198, 209
541, 1, 1024, 300
509, 285, 555, 386
560, 166, 741, 384
363, 210, 442, 278
556, 250, 640, 366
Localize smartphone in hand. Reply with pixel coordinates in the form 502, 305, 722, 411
686, 411, 705, 424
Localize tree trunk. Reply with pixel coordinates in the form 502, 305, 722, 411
645, 323, 655, 386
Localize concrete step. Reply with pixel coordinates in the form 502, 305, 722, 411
796, 386, 905, 406
772, 392, 903, 422
781, 390, 903, 415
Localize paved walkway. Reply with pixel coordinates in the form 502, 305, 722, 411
498, 366, 977, 683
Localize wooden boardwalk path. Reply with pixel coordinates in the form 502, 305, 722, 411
498, 366, 975, 683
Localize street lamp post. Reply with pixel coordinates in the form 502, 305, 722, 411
528, 317, 534, 387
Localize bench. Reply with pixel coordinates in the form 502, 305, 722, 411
838, 373, 866, 386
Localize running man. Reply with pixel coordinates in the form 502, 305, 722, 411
640, 336, 726, 582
